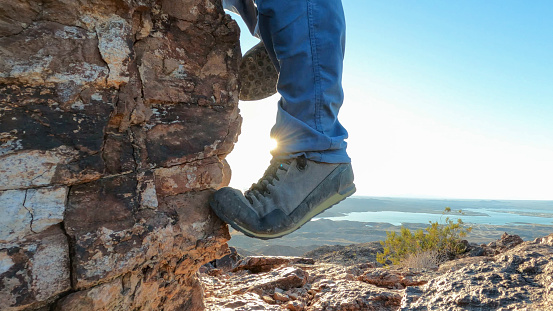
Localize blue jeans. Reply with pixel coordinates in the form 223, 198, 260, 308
226, 0, 350, 163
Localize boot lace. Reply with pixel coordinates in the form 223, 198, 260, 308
245, 156, 307, 202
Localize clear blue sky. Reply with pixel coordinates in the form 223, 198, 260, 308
226, 1, 553, 200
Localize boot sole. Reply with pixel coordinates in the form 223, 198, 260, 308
224, 183, 356, 240
239, 41, 278, 101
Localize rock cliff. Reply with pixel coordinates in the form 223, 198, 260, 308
0, 0, 241, 310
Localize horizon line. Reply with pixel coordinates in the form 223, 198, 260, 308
350, 195, 553, 202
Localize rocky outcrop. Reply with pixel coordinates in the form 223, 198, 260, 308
233, 256, 315, 274
202, 257, 404, 311
202, 233, 553, 310
304, 241, 383, 266
405, 234, 553, 310
0, 0, 241, 310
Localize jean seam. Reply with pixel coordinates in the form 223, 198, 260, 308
307, 0, 323, 135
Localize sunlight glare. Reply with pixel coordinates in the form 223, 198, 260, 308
269, 138, 278, 151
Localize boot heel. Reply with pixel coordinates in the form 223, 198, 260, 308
339, 184, 356, 196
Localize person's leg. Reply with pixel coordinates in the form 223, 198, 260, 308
210, 0, 354, 239
224, 0, 280, 101
258, 0, 350, 163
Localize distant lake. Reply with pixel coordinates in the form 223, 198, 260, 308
318, 197, 553, 226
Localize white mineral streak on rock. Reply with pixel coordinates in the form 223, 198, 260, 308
0, 264, 19, 308
0, 147, 79, 191
140, 181, 159, 209
8, 55, 53, 84
24, 186, 68, 234
0, 132, 24, 156
169, 62, 189, 79
0, 187, 67, 243
3, 36, 106, 86
71, 99, 86, 110
0, 251, 14, 278
54, 26, 94, 40
31, 232, 71, 301
2, 33, 106, 86
49, 62, 108, 85
0, 190, 30, 243
96, 15, 132, 87
91, 93, 103, 101
0, 227, 70, 310
192, 220, 208, 232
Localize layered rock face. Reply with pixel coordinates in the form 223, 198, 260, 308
0, 0, 241, 310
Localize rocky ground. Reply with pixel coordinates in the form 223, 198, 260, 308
201, 233, 553, 310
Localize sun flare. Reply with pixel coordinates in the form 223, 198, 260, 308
269, 138, 278, 151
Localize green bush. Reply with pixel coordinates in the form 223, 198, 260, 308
376, 208, 472, 266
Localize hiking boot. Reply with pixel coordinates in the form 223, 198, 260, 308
210, 156, 356, 239
239, 41, 278, 101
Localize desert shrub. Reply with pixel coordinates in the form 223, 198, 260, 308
376, 208, 472, 266
400, 250, 447, 270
